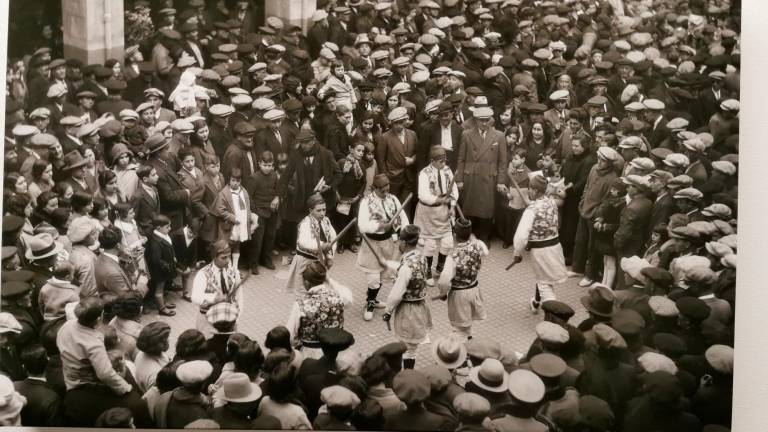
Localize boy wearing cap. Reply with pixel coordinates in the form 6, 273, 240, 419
512, 174, 568, 312
357, 174, 410, 321
414, 146, 459, 284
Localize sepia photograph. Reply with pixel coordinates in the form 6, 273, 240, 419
0, 0, 751, 430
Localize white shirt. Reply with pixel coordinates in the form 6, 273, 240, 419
190, 263, 243, 306
441, 124, 453, 151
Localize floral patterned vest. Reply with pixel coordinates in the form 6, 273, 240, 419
422, 164, 454, 197
529, 197, 560, 241
298, 285, 345, 343
399, 250, 429, 301
365, 193, 403, 233
451, 240, 483, 288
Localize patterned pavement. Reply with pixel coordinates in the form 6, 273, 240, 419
146, 240, 587, 366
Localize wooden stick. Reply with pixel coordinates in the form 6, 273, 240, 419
455, 203, 466, 221
505, 256, 523, 271
388, 193, 414, 224
509, 176, 531, 207
329, 217, 358, 246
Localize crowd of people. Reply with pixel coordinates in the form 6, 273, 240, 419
0, 0, 739, 429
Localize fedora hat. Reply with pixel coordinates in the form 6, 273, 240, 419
213, 372, 262, 403
468, 358, 508, 393
580, 285, 616, 317
24, 233, 63, 261
432, 334, 467, 369
61, 150, 89, 171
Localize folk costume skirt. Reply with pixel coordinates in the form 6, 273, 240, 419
393, 300, 433, 345
447, 286, 487, 327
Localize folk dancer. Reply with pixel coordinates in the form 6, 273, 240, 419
512, 174, 568, 313
414, 146, 459, 285
286, 261, 349, 359
284, 194, 337, 295
382, 225, 432, 370
436, 218, 488, 342
190, 240, 246, 338
357, 174, 409, 321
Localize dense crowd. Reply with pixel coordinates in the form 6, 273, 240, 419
0, 0, 739, 430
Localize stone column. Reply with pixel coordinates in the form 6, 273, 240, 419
265, 0, 316, 32
62, 0, 125, 65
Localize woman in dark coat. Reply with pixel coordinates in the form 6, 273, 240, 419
332, 142, 367, 253
559, 133, 596, 263
144, 215, 177, 316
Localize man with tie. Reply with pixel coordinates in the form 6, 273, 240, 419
427, 101, 463, 171
191, 240, 245, 338
544, 90, 571, 138
256, 109, 288, 158
375, 107, 419, 219
455, 106, 508, 243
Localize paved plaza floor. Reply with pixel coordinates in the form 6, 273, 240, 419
147, 240, 587, 366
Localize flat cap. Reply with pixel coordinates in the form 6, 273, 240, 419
529, 353, 567, 378
638, 352, 678, 374
176, 360, 213, 385
541, 300, 575, 320
393, 370, 430, 403
673, 187, 704, 201
233, 122, 256, 136
535, 321, 569, 344
675, 297, 711, 321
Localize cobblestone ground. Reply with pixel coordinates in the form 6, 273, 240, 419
146, 240, 587, 365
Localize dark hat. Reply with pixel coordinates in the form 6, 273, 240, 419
373, 341, 407, 359
641, 267, 674, 290
436, 101, 454, 115
2, 215, 25, 233
675, 297, 711, 322
1, 281, 32, 299
1, 270, 35, 283
541, 300, 575, 320
580, 285, 616, 317
302, 95, 318, 107
95, 66, 113, 79
61, 150, 89, 170
283, 99, 303, 112
144, 134, 169, 154
529, 353, 567, 378
318, 328, 355, 351
393, 370, 431, 403
234, 121, 257, 136
653, 333, 687, 358
99, 119, 123, 138
399, 224, 421, 244
645, 370, 682, 404
578, 395, 615, 430
295, 128, 315, 142
611, 309, 645, 336
104, 78, 127, 91
5, 99, 23, 114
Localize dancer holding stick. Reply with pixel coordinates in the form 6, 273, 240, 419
357, 174, 410, 321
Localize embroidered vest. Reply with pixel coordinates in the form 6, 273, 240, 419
203, 263, 239, 301
451, 240, 483, 287
422, 165, 454, 197
365, 193, 403, 233
399, 250, 429, 301
297, 286, 345, 343
529, 197, 560, 241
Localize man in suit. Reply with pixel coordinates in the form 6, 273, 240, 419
455, 107, 508, 243
255, 109, 288, 159
375, 107, 419, 218
427, 101, 462, 171
61, 150, 95, 195
95, 227, 138, 296
544, 90, 571, 138
57, 116, 84, 155
95, 79, 133, 117
133, 165, 161, 237
223, 121, 259, 181
27, 58, 52, 110
145, 134, 192, 262
307, 10, 331, 58
642, 99, 669, 150
648, 170, 677, 232
614, 175, 654, 261
281, 99, 303, 153
45, 83, 80, 135
13, 344, 63, 426
608, 57, 634, 102
279, 128, 341, 225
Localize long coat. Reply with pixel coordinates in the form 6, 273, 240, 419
199, 173, 224, 243
614, 193, 653, 257
375, 128, 419, 184
145, 233, 177, 283
133, 186, 160, 237
455, 127, 507, 219
94, 254, 135, 296
280, 146, 341, 222
211, 185, 255, 242
147, 158, 190, 233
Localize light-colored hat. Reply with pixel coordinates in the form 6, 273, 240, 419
507, 369, 545, 404
720, 99, 740, 111
176, 360, 214, 385
711, 161, 736, 176
649, 295, 679, 317
25, 233, 63, 261
638, 352, 678, 374
213, 372, 262, 402
263, 109, 285, 121
472, 106, 493, 119
321, 385, 361, 409
705, 345, 734, 374
388, 107, 408, 122
642, 99, 665, 111
67, 217, 99, 244
535, 321, 569, 344
432, 334, 467, 369
469, 359, 508, 393
312, 9, 328, 22
0, 312, 22, 334
252, 98, 276, 111
549, 89, 569, 101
